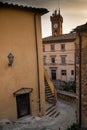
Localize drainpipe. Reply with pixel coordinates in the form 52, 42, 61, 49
78, 32, 82, 127
34, 13, 41, 112
74, 41, 76, 88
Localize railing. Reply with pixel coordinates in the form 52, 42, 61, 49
44, 69, 57, 102
44, 63, 75, 65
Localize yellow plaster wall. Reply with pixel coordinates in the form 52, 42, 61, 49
0, 7, 45, 120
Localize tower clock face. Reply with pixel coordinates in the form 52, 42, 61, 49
53, 23, 58, 29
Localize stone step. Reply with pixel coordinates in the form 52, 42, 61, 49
45, 90, 52, 93
45, 92, 53, 96
45, 90, 53, 94
16, 115, 35, 123
46, 104, 60, 118
46, 96, 53, 100
45, 88, 52, 92
45, 80, 56, 105
46, 105, 56, 115
45, 87, 51, 90
46, 95, 54, 98
46, 99, 55, 104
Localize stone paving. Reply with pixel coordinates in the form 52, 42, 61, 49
0, 99, 76, 130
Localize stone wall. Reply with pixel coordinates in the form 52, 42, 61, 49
43, 40, 75, 82
75, 32, 87, 128
57, 90, 76, 103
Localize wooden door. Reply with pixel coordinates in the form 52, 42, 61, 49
16, 93, 30, 118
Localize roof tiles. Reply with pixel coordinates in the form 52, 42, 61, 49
0, 2, 49, 15
43, 33, 76, 43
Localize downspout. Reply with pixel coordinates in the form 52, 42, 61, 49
78, 32, 82, 127
75, 41, 76, 90
34, 13, 41, 112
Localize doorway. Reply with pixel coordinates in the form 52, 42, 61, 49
16, 93, 30, 118
51, 70, 56, 80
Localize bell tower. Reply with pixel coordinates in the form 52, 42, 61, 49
50, 9, 63, 36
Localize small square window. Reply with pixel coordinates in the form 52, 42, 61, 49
61, 70, 66, 75
43, 45, 45, 52
51, 44, 55, 51
43, 56, 46, 64
51, 57, 55, 63
61, 44, 65, 50
61, 57, 66, 64
71, 70, 74, 75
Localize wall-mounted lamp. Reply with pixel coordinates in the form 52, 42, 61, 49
8, 53, 14, 66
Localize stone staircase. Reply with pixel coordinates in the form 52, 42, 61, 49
45, 79, 56, 105
45, 102, 60, 117
45, 79, 59, 117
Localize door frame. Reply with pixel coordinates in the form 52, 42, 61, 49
51, 69, 57, 80
13, 88, 33, 118
16, 93, 30, 118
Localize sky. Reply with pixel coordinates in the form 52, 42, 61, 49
0, 0, 87, 37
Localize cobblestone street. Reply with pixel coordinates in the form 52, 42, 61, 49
1, 99, 76, 130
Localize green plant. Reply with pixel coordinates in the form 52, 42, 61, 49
66, 123, 80, 130
0, 125, 3, 129
62, 82, 76, 92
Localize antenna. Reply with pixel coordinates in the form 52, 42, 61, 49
58, 0, 60, 10
57, 0, 61, 14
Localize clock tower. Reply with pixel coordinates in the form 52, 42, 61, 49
50, 9, 63, 36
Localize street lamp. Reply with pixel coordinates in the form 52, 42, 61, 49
8, 53, 14, 66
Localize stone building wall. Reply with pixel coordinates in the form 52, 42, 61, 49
43, 41, 75, 82
75, 32, 87, 128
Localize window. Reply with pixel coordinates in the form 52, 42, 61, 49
50, 55, 56, 64
61, 70, 66, 75
50, 44, 55, 51
61, 56, 66, 64
43, 56, 46, 64
51, 57, 55, 63
43, 45, 45, 52
71, 70, 74, 75
51, 70, 56, 80
61, 44, 65, 51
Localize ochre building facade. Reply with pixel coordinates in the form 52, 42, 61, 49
0, 2, 48, 120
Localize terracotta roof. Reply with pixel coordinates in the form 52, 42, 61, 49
0, 2, 49, 15
43, 33, 76, 43
73, 23, 87, 32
